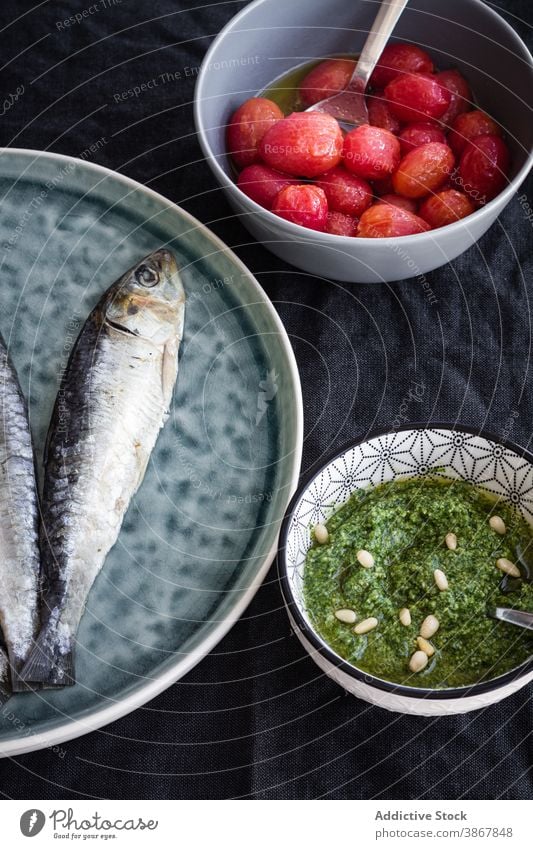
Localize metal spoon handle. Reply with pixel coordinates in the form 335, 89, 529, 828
490, 607, 533, 631
348, 0, 410, 92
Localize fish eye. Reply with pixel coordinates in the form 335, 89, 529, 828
135, 264, 159, 288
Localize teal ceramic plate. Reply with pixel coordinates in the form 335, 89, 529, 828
0, 149, 302, 757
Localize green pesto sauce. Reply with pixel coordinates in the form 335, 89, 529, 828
303, 478, 533, 688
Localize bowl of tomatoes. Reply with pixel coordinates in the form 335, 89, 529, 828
194, 0, 533, 283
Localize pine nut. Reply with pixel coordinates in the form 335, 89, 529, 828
314, 523, 328, 544
335, 609, 357, 625
409, 650, 429, 673
496, 558, 520, 578
356, 549, 374, 568
353, 617, 378, 635
434, 569, 449, 591
445, 532, 457, 551
399, 608, 411, 627
489, 515, 506, 535
417, 636, 435, 657
420, 614, 439, 639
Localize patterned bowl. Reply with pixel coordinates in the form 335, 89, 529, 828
278, 426, 533, 716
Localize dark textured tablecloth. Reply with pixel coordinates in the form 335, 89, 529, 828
0, 0, 532, 801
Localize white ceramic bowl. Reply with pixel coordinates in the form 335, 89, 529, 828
278, 426, 533, 715
194, 0, 533, 283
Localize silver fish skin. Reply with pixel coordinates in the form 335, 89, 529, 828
21, 250, 185, 687
0, 333, 41, 696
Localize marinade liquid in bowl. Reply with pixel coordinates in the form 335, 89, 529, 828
303, 478, 533, 689
260, 58, 343, 114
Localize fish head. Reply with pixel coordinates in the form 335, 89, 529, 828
104, 250, 185, 344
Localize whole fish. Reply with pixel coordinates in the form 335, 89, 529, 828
0, 332, 41, 699
21, 250, 185, 687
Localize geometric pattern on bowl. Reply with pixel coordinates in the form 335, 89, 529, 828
286, 427, 533, 627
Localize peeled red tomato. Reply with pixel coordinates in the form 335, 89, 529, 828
272, 184, 329, 230
358, 204, 430, 237
370, 43, 434, 89
325, 211, 359, 236
458, 135, 510, 204
316, 166, 372, 217
419, 189, 475, 227
393, 142, 455, 199
227, 97, 284, 169
385, 73, 451, 123
260, 112, 343, 178
237, 164, 296, 209
299, 58, 356, 107
343, 124, 400, 181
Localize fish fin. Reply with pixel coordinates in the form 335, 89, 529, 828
19, 630, 75, 688
161, 339, 177, 400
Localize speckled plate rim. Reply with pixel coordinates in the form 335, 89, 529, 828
0, 147, 304, 758
277, 423, 533, 701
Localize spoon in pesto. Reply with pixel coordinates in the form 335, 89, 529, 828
487, 607, 533, 631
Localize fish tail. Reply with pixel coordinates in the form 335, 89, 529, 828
10, 665, 43, 693
0, 651, 11, 705
2, 648, 39, 693
0, 673, 11, 705
19, 627, 75, 688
